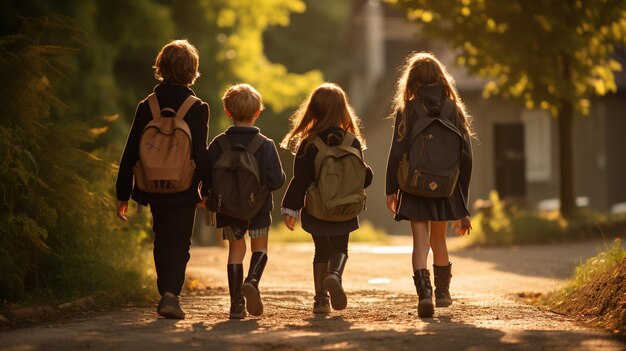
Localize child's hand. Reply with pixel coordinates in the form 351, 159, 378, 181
197, 196, 208, 208
116, 201, 128, 222
283, 214, 296, 231
452, 216, 472, 236
386, 194, 398, 214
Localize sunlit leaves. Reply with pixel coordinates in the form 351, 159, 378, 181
387, 0, 626, 116
211, 0, 323, 113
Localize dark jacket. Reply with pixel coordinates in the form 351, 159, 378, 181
116, 83, 210, 206
207, 126, 286, 229
385, 84, 473, 221
282, 127, 374, 236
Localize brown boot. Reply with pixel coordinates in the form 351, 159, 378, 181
433, 263, 452, 307
324, 252, 348, 310
413, 269, 434, 318
313, 263, 330, 314
242, 251, 268, 316
227, 264, 246, 319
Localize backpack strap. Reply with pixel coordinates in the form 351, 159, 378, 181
312, 136, 328, 176
216, 134, 231, 152
175, 95, 200, 120
147, 93, 161, 120
246, 134, 266, 154
439, 98, 456, 123
341, 132, 356, 148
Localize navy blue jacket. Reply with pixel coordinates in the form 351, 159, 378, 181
116, 83, 210, 206
206, 126, 285, 229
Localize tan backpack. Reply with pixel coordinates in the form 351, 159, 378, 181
133, 93, 198, 194
305, 132, 367, 221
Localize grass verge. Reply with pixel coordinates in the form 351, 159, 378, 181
542, 239, 626, 335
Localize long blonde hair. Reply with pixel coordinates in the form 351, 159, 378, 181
390, 52, 474, 140
281, 83, 365, 154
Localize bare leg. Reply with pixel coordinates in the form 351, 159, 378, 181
410, 220, 430, 271
250, 235, 268, 254
228, 238, 246, 264
429, 221, 449, 266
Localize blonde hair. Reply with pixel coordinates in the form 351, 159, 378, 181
281, 83, 365, 154
222, 83, 264, 122
153, 39, 200, 86
390, 52, 474, 140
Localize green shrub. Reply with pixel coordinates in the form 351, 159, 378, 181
0, 17, 152, 304
470, 191, 626, 246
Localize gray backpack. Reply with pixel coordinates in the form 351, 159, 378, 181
397, 98, 463, 198
208, 133, 269, 221
306, 132, 367, 221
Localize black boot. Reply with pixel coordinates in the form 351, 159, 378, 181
324, 252, 348, 310
227, 264, 246, 319
242, 251, 268, 316
433, 263, 453, 308
413, 269, 434, 318
313, 263, 330, 314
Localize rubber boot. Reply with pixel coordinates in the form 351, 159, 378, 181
242, 251, 268, 316
413, 269, 434, 318
227, 264, 246, 319
313, 263, 330, 314
433, 263, 453, 308
324, 252, 348, 310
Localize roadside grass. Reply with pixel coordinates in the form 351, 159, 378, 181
541, 239, 626, 334
269, 220, 390, 243
469, 191, 626, 246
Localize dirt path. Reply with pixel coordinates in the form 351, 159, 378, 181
1, 237, 625, 350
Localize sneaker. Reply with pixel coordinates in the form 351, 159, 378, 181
157, 295, 185, 319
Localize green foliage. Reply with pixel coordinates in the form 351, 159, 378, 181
0, 17, 152, 303
470, 191, 626, 246
386, 0, 626, 115
264, 0, 353, 81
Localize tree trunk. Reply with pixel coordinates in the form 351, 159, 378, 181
557, 97, 576, 219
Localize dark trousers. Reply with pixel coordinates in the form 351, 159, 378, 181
311, 234, 349, 263
150, 205, 196, 296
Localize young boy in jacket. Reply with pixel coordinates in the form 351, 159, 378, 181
206, 84, 285, 319
115, 40, 210, 319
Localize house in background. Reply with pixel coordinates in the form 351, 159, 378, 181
343, 0, 626, 234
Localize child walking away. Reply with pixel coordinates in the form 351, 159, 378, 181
386, 52, 474, 318
116, 40, 210, 319
281, 83, 373, 314
206, 84, 285, 319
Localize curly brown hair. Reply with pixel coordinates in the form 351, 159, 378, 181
153, 39, 200, 86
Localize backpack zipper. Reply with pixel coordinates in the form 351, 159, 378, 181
217, 194, 222, 212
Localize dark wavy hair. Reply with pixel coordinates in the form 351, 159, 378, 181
153, 39, 200, 87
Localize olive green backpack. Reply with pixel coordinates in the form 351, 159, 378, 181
305, 132, 367, 221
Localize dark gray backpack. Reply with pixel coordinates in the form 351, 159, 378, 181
397, 98, 463, 198
208, 133, 269, 221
